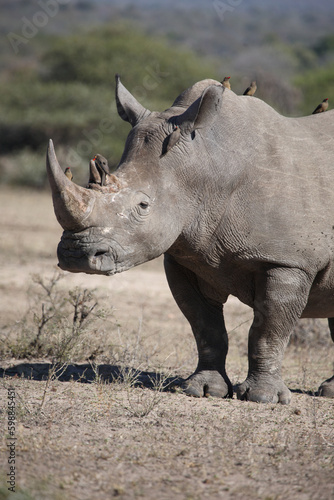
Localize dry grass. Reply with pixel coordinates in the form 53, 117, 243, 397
0, 188, 334, 500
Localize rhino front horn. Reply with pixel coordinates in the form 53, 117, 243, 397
46, 139, 97, 232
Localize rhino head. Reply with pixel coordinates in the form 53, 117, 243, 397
47, 75, 223, 275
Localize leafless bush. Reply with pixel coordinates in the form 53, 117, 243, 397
0, 270, 108, 362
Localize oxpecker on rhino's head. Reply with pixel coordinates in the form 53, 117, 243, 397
47, 75, 224, 275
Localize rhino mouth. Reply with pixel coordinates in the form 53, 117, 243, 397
57, 229, 126, 276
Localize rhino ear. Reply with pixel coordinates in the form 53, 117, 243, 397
176, 85, 224, 132
115, 74, 151, 127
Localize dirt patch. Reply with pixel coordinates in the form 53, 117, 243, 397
0, 188, 334, 500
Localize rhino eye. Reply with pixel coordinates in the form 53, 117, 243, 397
139, 201, 149, 209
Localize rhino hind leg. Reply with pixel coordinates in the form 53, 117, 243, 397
318, 318, 334, 398
164, 254, 232, 399
236, 376, 291, 404
237, 267, 313, 405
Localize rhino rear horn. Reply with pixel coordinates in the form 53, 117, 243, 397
115, 74, 151, 127
46, 140, 97, 231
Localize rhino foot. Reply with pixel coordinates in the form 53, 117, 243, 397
318, 376, 334, 398
182, 370, 233, 398
236, 376, 291, 405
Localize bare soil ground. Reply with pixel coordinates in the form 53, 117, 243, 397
0, 187, 333, 500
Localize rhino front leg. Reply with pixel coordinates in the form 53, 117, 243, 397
164, 254, 232, 398
318, 317, 334, 398
237, 267, 312, 405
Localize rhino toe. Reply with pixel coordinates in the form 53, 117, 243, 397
237, 377, 291, 405
318, 376, 334, 398
182, 370, 232, 398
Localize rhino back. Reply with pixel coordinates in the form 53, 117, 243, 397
173, 87, 334, 289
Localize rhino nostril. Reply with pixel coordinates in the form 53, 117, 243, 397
94, 250, 106, 257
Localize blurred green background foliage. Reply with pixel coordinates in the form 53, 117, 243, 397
1, 0, 334, 188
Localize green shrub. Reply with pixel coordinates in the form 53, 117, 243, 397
0, 22, 220, 187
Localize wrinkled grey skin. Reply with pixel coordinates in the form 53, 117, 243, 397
47, 76, 334, 404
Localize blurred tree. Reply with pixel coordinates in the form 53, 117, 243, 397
40, 24, 217, 106
314, 35, 334, 57
0, 23, 219, 187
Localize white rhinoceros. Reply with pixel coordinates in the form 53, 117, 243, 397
46, 76, 334, 404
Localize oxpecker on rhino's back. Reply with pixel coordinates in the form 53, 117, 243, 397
47, 76, 334, 404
